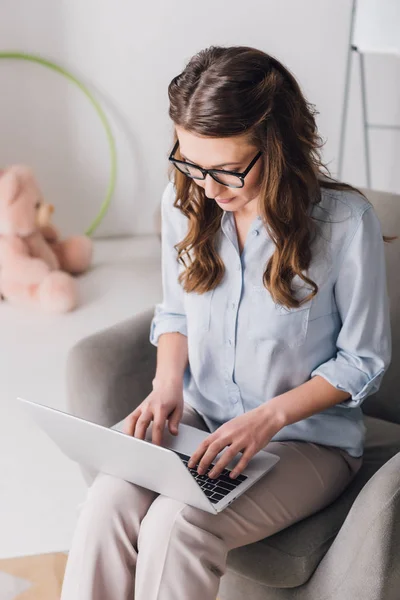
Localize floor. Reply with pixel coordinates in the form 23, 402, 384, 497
0, 236, 162, 568
0, 553, 67, 599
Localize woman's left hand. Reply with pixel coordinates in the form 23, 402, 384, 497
188, 405, 285, 479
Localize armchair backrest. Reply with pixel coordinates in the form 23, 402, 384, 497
360, 188, 400, 423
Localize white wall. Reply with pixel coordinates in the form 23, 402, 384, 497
342, 51, 400, 193
0, 0, 354, 237
353, 0, 400, 52
341, 0, 400, 193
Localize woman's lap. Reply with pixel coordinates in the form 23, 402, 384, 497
89, 401, 362, 552
177, 402, 362, 548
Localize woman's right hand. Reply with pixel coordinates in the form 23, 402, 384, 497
123, 380, 184, 446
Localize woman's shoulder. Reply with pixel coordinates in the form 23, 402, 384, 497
161, 180, 177, 208
309, 185, 376, 262
317, 185, 373, 222
161, 180, 185, 215
160, 180, 189, 239
310, 186, 372, 241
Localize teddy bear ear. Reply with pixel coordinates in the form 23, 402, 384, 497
13, 165, 41, 198
0, 169, 20, 205
12, 164, 36, 182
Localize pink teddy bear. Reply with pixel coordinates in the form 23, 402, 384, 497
0, 165, 93, 313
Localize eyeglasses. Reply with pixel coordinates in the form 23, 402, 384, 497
168, 140, 262, 189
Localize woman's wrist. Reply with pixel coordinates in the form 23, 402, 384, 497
152, 375, 183, 392
259, 400, 287, 433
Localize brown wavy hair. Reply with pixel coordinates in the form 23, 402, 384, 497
167, 45, 397, 309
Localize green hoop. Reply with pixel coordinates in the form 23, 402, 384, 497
0, 51, 117, 236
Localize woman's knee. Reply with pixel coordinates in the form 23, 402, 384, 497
82, 473, 156, 526
138, 495, 216, 553
138, 496, 187, 550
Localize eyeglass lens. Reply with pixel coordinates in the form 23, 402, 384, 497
174, 163, 243, 188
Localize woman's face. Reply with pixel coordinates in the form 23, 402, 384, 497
175, 126, 263, 218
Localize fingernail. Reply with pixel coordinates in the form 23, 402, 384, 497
230, 471, 238, 479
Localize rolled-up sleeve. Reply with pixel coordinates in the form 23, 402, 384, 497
149, 181, 188, 347
310, 204, 392, 408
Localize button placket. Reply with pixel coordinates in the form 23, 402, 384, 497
220, 228, 244, 408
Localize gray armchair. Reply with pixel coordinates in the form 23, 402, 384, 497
66, 188, 400, 600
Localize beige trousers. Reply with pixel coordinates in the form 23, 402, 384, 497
61, 403, 362, 600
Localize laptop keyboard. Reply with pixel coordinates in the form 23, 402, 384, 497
174, 451, 247, 504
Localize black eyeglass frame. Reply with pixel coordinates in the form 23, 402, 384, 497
168, 140, 263, 189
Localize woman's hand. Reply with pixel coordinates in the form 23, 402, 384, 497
188, 405, 284, 479
123, 379, 183, 446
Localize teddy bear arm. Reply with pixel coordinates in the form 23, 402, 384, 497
26, 232, 60, 270
41, 223, 60, 243
54, 236, 93, 274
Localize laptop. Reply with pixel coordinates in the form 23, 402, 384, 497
16, 397, 280, 514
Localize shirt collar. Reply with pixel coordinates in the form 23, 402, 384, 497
221, 210, 263, 235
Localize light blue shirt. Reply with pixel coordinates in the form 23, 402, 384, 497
150, 181, 392, 457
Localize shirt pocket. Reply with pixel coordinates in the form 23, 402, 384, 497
247, 284, 312, 348
183, 288, 215, 335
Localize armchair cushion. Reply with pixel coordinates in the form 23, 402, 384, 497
224, 416, 400, 589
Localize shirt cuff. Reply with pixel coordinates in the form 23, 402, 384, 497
310, 359, 385, 408
149, 315, 188, 347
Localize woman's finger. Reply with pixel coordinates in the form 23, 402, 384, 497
227, 447, 255, 479
123, 408, 141, 436
134, 410, 154, 440
188, 436, 216, 468
152, 410, 167, 446
196, 438, 229, 474
208, 443, 244, 479
168, 404, 183, 436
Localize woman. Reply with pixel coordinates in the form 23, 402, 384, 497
61, 45, 393, 600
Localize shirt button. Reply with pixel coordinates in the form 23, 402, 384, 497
253, 230, 259, 236
228, 339, 232, 346
231, 302, 235, 309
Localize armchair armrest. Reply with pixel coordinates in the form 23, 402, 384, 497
306, 451, 400, 600
66, 307, 156, 432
